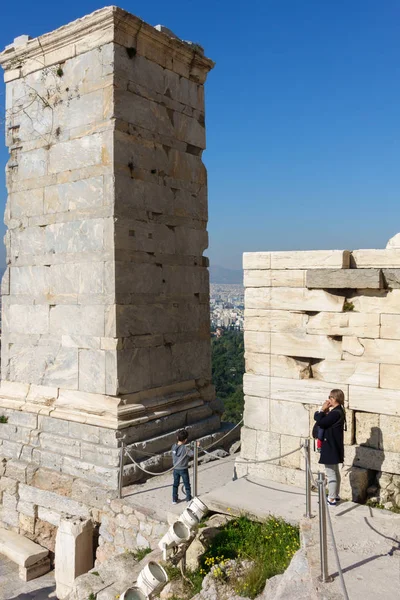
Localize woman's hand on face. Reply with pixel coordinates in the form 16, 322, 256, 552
321, 400, 330, 412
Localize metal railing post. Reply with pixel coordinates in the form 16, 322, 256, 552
193, 442, 198, 497
317, 471, 330, 583
304, 438, 312, 518
118, 441, 125, 499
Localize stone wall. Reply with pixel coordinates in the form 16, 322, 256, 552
0, 455, 168, 564
0, 6, 221, 490
238, 246, 400, 508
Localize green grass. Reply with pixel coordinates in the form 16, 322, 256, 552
128, 547, 152, 561
164, 515, 300, 599
366, 499, 400, 514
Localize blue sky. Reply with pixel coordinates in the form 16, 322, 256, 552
1, 0, 400, 269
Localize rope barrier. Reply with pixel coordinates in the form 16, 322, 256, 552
124, 446, 190, 476
199, 447, 230, 460
303, 446, 319, 488
200, 419, 243, 451
235, 443, 303, 465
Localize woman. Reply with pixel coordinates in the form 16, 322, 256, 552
314, 389, 346, 506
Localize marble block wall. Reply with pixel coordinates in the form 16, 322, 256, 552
0, 7, 220, 491
237, 246, 400, 508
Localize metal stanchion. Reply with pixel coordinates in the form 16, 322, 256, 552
118, 441, 125, 499
304, 438, 312, 518
317, 471, 331, 583
193, 442, 198, 497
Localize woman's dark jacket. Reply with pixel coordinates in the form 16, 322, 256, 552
314, 406, 345, 465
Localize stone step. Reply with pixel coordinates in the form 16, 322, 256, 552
0, 526, 50, 581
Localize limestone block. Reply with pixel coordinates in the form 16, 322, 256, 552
19, 483, 91, 518
44, 177, 104, 214
114, 262, 164, 295
271, 355, 311, 379
19, 557, 51, 582
0, 526, 49, 567
380, 364, 400, 389
9, 265, 51, 295
31, 467, 74, 496
344, 444, 400, 475
280, 434, 302, 468
386, 233, 400, 248
270, 377, 348, 406
243, 252, 271, 270
48, 133, 104, 173
256, 430, 281, 465
11, 188, 44, 219
271, 332, 342, 360
62, 335, 101, 350
382, 269, 400, 289
11, 226, 46, 256
7, 344, 79, 389
244, 331, 270, 354
245, 352, 270, 376
343, 337, 400, 364
349, 385, 400, 416
7, 305, 49, 335
240, 426, 257, 460
351, 290, 400, 313
55, 89, 104, 130
312, 360, 379, 388
379, 415, 400, 453
17, 148, 47, 180
1, 267, 10, 295
380, 314, 400, 339
270, 399, 309, 437
245, 287, 344, 312
306, 268, 382, 289
352, 249, 400, 268
49, 305, 105, 336
79, 349, 106, 394
355, 412, 380, 448
19, 513, 35, 535
244, 310, 307, 333
340, 466, 369, 503
306, 312, 379, 338
244, 269, 305, 288
55, 517, 94, 600
270, 250, 350, 270
243, 374, 270, 398
40, 433, 81, 458
243, 395, 269, 431
45, 219, 105, 254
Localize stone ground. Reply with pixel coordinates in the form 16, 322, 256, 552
0, 556, 55, 600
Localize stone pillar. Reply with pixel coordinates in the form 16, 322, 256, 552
0, 7, 219, 489
55, 516, 93, 599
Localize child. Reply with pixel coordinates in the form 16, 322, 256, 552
171, 429, 193, 504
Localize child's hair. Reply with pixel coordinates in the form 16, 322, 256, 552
177, 429, 189, 442
330, 389, 345, 406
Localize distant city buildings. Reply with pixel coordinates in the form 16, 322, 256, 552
210, 284, 244, 331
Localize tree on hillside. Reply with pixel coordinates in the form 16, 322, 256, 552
211, 330, 245, 423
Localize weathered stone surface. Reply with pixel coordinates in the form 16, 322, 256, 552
270, 377, 348, 406
311, 360, 379, 387
349, 385, 400, 416
355, 412, 381, 448
351, 289, 400, 313
244, 269, 305, 287
270, 250, 350, 270
345, 444, 400, 475
343, 337, 400, 364
380, 314, 400, 339
306, 268, 382, 289
382, 269, 400, 288
245, 287, 344, 312
271, 332, 342, 359
352, 249, 400, 268
245, 310, 307, 333
270, 400, 309, 437
244, 331, 270, 354
55, 517, 94, 599
380, 364, 400, 389
243, 395, 269, 431
243, 252, 271, 270
341, 466, 369, 503
306, 312, 379, 338
379, 415, 400, 453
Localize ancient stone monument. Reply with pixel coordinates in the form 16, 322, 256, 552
238, 246, 400, 507
0, 4, 220, 504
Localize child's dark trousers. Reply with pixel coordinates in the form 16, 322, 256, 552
172, 468, 192, 502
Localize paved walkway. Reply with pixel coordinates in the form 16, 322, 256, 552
0, 556, 55, 600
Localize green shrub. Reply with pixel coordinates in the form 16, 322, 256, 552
0, 415, 8, 424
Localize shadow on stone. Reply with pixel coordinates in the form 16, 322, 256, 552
343, 426, 384, 503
